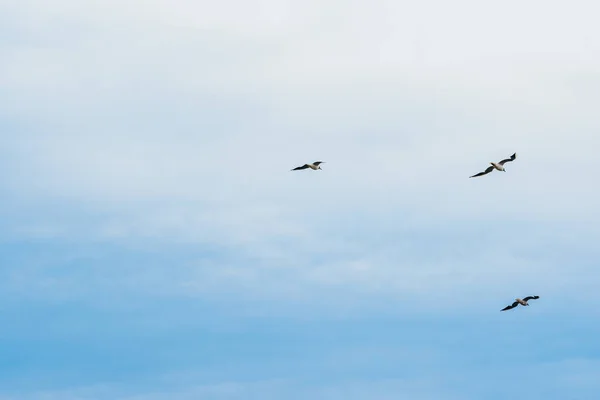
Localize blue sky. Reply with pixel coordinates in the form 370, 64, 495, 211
1, 1, 600, 399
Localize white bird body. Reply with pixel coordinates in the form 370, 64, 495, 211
490, 162, 505, 171
515, 298, 528, 306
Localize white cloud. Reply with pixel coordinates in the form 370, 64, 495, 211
1, 0, 600, 307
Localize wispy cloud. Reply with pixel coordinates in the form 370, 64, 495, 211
4, 357, 600, 399
1, 1, 599, 399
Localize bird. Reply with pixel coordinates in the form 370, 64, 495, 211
501, 295, 540, 311
469, 152, 517, 178
291, 161, 325, 171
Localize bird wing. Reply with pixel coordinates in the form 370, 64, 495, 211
312, 161, 324, 165
498, 153, 517, 165
501, 301, 519, 311
469, 165, 494, 178
522, 295, 539, 302
291, 164, 310, 171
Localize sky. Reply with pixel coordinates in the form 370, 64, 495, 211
1, 0, 600, 399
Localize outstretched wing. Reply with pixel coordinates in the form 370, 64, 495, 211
469, 165, 494, 178
291, 164, 310, 171
498, 153, 517, 165
522, 295, 539, 302
312, 161, 324, 165
501, 301, 519, 311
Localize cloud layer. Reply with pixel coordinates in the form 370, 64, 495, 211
1, 1, 600, 399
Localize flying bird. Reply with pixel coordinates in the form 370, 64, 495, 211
469, 152, 517, 178
501, 295, 540, 311
291, 161, 325, 171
